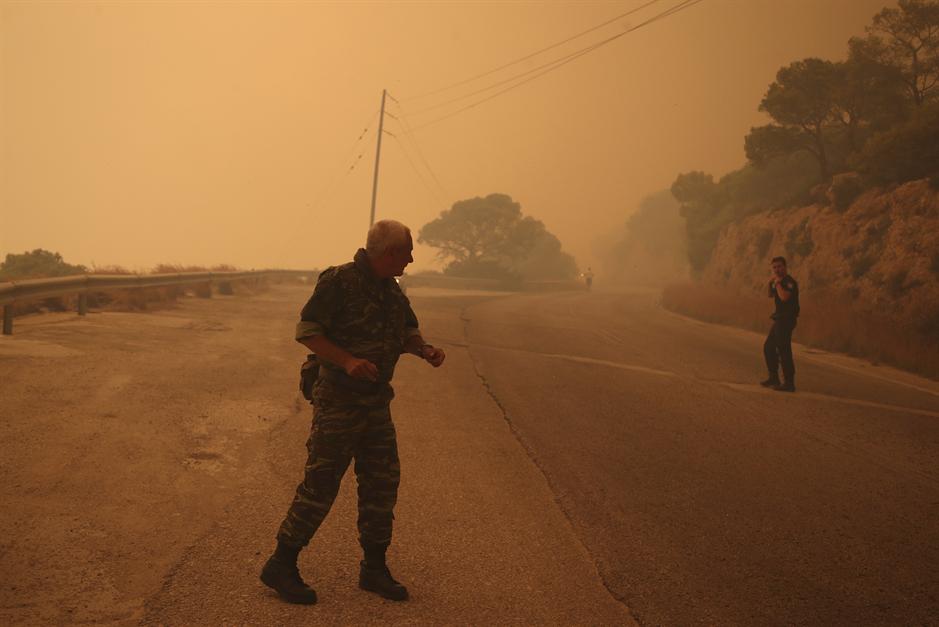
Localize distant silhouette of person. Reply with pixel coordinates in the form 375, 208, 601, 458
583, 267, 594, 291
761, 256, 799, 392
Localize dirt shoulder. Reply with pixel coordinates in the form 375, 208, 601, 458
0, 287, 308, 624
1, 285, 634, 625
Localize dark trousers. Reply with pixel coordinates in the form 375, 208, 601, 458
277, 401, 400, 550
764, 317, 796, 382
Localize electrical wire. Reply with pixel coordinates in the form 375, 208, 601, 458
405, 0, 665, 101
411, 0, 703, 132
389, 99, 450, 199
308, 109, 378, 211
390, 134, 447, 206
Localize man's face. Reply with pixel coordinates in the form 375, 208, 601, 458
387, 237, 414, 277
771, 261, 786, 277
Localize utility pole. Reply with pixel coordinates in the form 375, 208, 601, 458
369, 89, 387, 227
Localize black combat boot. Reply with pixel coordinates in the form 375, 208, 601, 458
260, 542, 318, 604
359, 543, 408, 601
760, 375, 780, 388
773, 380, 795, 393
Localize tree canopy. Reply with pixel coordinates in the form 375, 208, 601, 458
600, 190, 688, 285
418, 193, 577, 281
851, 0, 939, 106
745, 58, 843, 180
743, 1, 937, 183
670, 1, 939, 274
0, 249, 87, 281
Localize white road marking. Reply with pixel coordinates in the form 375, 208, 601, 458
452, 341, 939, 419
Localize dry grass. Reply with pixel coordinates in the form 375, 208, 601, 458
90, 264, 133, 275
662, 282, 939, 380
151, 263, 244, 273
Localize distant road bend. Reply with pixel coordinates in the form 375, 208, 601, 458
0, 283, 936, 625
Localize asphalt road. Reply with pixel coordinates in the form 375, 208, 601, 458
1, 283, 937, 625
459, 288, 939, 625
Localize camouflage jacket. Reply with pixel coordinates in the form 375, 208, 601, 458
296, 248, 420, 397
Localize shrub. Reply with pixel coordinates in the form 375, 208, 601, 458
850, 254, 877, 279
153, 264, 208, 274
0, 249, 86, 281
785, 218, 814, 258
444, 258, 519, 281
919, 307, 939, 341
829, 174, 864, 212
662, 282, 939, 379
856, 102, 939, 186
673, 152, 820, 272
885, 268, 908, 298
756, 230, 774, 258
91, 265, 133, 275
864, 215, 892, 247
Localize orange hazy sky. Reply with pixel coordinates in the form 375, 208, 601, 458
1, 0, 887, 272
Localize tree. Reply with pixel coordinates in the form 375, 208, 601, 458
856, 100, 939, 184
602, 190, 688, 284
744, 125, 807, 168
0, 249, 87, 281
670, 171, 717, 205
514, 230, 578, 281
831, 53, 907, 152
671, 172, 722, 272
745, 58, 839, 180
849, 0, 939, 106
417, 193, 520, 268
418, 193, 577, 280
671, 155, 820, 273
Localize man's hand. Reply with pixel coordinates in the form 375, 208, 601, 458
420, 345, 446, 368
343, 356, 379, 381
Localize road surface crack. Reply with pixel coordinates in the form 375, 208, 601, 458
459, 306, 642, 624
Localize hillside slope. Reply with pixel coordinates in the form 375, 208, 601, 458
701, 178, 939, 335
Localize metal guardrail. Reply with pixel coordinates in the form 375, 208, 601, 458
0, 269, 316, 335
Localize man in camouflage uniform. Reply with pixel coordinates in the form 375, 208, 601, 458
261, 220, 446, 604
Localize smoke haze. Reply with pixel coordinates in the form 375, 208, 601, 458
1, 0, 886, 271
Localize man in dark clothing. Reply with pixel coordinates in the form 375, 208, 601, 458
761, 256, 799, 392
260, 219, 446, 605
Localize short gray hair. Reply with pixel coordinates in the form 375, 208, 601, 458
366, 219, 412, 256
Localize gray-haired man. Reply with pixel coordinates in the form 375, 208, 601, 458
261, 220, 446, 604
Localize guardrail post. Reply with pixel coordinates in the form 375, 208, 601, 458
78, 293, 88, 316
2, 305, 12, 335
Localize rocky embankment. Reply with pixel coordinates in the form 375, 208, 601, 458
701, 178, 939, 336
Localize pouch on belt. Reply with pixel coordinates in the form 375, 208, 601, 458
299, 354, 319, 403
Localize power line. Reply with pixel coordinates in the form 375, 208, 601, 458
390, 134, 447, 206
412, 0, 702, 130
405, 0, 665, 102
406, 5, 657, 119
308, 109, 378, 212
389, 99, 449, 199
331, 109, 379, 176
411, 0, 703, 132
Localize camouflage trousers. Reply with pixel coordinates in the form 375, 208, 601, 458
277, 399, 400, 549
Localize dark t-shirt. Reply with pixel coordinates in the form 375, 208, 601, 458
768, 275, 800, 320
